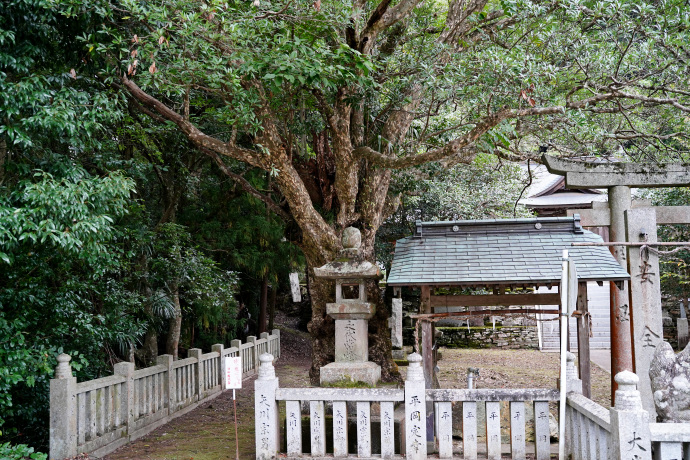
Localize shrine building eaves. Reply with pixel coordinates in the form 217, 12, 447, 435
387, 216, 630, 288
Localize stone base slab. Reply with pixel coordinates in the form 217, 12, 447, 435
320, 362, 381, 387
327, 302, 375, 320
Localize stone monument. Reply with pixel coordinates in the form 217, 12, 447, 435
649, 340, 690, 422
314, 227, 382, 386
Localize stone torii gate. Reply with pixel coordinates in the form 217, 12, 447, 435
543, 155, 690, 417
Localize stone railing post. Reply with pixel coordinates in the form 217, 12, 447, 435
114, 360, 135, 431
156, 354, 174, 413
272, 329, 280, 358
247, 336, 257, 373
231, 339, 242, 373
50, 354, 78, 460
609, 371, 651, 460
405, 353, 427, 459
255, 353, 279, 459
211, 344, 224, 388
188, 348, 203, 399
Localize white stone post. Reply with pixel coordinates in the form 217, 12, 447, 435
113, 360, 135, 430
156, 355, 174, 413
255, 353, 279, 459
211, 344, 224, 388
609, 371, 651, 460
50, 354, 78, 460
188, 348, 203, 399
405, 353, 427, 459
562, 351, 582, 458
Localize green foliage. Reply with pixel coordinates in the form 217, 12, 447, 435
0, 442, 47, 460
147, 223, 240, 345
0, 168, 134, 265
378, 155, 533, 269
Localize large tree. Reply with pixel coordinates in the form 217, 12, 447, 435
66, 0, 690, 382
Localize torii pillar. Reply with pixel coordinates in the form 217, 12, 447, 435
544, 155, 690, 417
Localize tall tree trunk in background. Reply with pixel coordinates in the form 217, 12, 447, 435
268, 283, 277, 331
259, 273, 269, 334
166, 284, 182, 359
0, 139, 7, 182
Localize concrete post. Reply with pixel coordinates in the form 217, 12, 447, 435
609, 371, 651, 460
678, 301, 689, 349
113, 361, 135, 430
156, 355, 174, 413
391, 298, 403, 349
188, 348, 203, 400
608, 186, 634, 403
405, 353, 427, 459
50, 353, 78, 460
211, 344, 224, 388
255, 353, 279, 459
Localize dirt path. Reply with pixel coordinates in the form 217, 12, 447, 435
102, 328, 610, 459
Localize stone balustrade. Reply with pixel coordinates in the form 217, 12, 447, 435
254, 349, 689, 460
50, 330, 280, 460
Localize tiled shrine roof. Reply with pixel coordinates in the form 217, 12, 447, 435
387, 216, 630, 287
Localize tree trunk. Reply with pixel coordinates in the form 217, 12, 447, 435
166, 286, 182, 359
268, 282, 277, 331
259, 273, 269, 334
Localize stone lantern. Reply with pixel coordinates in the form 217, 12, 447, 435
314, 227, 382, 386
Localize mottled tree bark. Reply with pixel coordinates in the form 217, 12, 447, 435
166, 287, 182, 359
259, 273, 269, 334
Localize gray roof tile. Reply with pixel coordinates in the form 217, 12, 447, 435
388, 217, 630, 286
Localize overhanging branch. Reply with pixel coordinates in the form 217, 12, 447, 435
202, 148, 292, 222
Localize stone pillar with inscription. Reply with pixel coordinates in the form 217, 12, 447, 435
405, 353, 428, 459
254, 353, 279, 460
314, 227, 382, 386
609, 371, 651, 460
626, 208, 663, 418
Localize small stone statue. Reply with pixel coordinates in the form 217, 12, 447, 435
649, 340, 690, 422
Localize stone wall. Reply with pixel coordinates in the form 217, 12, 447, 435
435, 326, 539, 350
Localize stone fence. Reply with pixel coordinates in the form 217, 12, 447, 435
565, 361, 690, 460
255, 350, 690, 459
436, 325, 539, 350
50, 330, 280, 460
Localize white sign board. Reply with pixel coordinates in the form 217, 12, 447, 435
225, 356, 242, 389
289, 272, 301, 302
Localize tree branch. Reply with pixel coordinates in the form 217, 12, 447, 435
201, 148, 292, 221
121, 75, 268, 169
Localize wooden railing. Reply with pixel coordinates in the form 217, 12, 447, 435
50, 330, 280, 460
